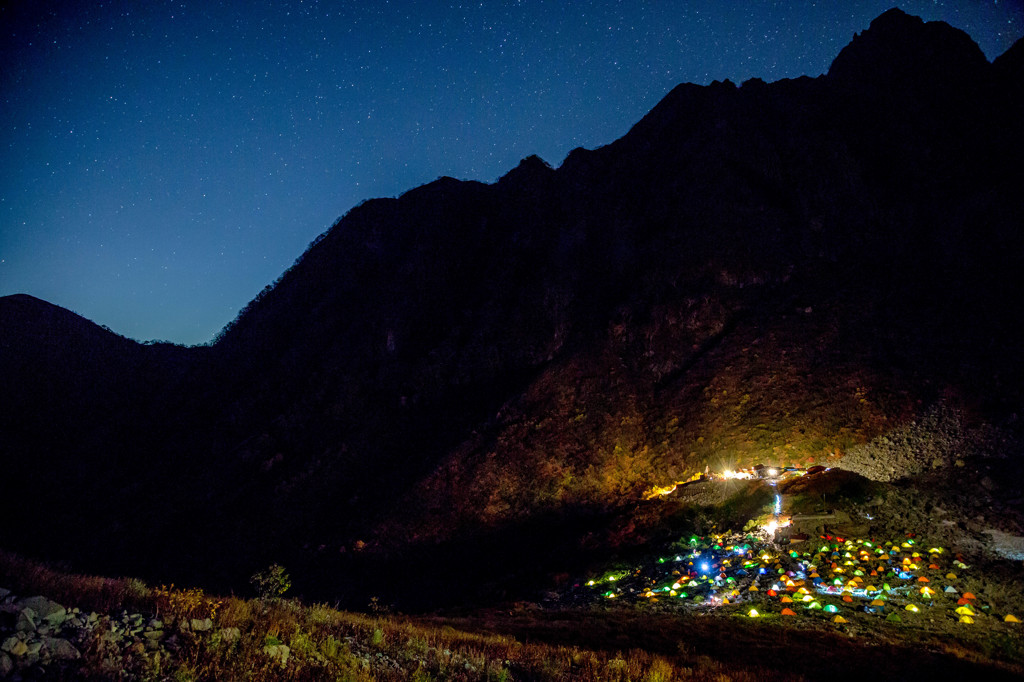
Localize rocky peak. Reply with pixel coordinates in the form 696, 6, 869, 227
827, 7, 988, 92
993, 36, 1024, 83
498, 154, 554, 187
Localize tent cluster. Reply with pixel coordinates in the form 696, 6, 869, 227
571, 532, 1020, 627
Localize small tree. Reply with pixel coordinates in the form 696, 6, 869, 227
250, 563, 291, 601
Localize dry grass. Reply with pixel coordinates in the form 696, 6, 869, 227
0, 549, 151, 613
3, 548, 1021, 681
0, 548, 791, 681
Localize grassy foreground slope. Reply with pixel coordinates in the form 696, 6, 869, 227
3, 505, 1023, 682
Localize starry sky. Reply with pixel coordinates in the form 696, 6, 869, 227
2, 1, 1022, 345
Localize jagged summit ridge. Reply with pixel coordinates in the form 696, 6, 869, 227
827, 7, 988, 89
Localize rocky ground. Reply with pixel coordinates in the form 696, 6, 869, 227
0, 586, 230, 680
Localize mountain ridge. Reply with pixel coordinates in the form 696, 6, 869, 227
2, 9, 1022, 608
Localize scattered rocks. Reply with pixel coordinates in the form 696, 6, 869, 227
0, 587, 187, 679
16, 596, 66, 627
44, 635, 81, 660
984, 529, 1024, 561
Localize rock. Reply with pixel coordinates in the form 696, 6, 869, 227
17, 596, 67, 626
218, 627, 241, 643
190, 617, 213, 632
0, 587, 10, 599
263, 643, 290, 666
0, 652, 11, 676
42, 637, 81, 660
15, 608, 36, 632
143, 630, 164, 641
9, 639, 29, 657
1, 636, 19, 653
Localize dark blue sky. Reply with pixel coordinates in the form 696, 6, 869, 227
2, 1, 1022, 345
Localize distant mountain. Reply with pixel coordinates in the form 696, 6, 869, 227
2, 9, 1022, 608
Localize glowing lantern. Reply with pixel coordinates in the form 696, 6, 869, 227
748, 609, 760, 618
824, 604, 839, 614
905, 604, 920, 612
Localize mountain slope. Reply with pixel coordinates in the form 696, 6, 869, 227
1, 9, 1022, 607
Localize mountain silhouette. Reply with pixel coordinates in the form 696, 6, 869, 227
2, 9, 1022, 608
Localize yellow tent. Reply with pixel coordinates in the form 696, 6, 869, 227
1004, 614, 1020, 623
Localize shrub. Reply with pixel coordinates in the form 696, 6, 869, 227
250, 563, 291, 601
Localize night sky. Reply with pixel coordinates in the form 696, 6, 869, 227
2, 2, 1022, 345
